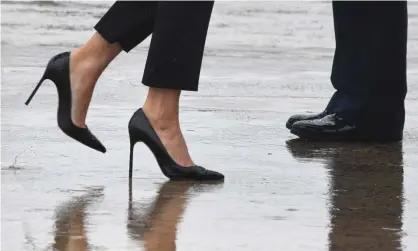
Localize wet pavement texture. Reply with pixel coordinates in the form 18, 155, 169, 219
2, 1, 418, 251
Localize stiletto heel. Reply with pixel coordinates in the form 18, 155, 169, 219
127, 108, 224, 181
25, 52, 106, 153
25, 74, 47, 105
129, 135, 135, 180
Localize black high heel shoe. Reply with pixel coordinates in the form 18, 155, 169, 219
128, 108, 224, 181
25, 52, 106, 153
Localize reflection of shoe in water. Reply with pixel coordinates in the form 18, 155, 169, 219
25, 52, 106, 153
52, 187, 104, 251
127, 180, 223, 250
128, 108, 225, 181
127, 181, 190, 240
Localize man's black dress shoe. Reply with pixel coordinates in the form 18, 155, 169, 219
285, 110, 331, 129
290, 113, 403, 142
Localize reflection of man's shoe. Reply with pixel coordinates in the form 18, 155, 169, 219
290, 114, 403, 142
287, 140, 404, 250
285, 109, 330, 129
285, 138, 403, 164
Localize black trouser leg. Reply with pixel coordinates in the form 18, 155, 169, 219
94, 1, 214, 91
328, 1, 408, 132
142, 1, 214, 91
94, 1, 157, 52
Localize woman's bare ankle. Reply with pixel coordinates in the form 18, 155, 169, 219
142, 90, 181, 127
142, 105, 179, 130
142, 89, 194, 167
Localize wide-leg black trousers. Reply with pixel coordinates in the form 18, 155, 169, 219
327, 1, 408, 133
94, 1, 214, 91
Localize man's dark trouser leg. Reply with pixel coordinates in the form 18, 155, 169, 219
328, 1, 408, 138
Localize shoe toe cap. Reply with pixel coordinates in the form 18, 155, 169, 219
194, 166, 225, 181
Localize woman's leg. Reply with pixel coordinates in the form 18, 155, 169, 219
141, 1, 214, 167
69, 33, 121, 127
70, 1, 156, 127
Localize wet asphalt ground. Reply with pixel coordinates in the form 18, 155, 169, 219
1, 1, 418, 251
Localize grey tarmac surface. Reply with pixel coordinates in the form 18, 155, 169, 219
1, 1, 418, 251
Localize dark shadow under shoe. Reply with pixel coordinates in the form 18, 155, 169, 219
128, 108, 224, 181
286, 109, 331, 129
25, 52, 106, 153
290, 113, 403, 142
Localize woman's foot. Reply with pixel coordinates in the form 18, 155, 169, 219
143, 112, 195, 167
68, 33, 122, 128
142, 88, 194, 167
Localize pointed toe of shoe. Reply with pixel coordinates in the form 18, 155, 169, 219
93, 141, 107, 153
188, 166, 224, 181
85, 132, 107, 153
167, 166, 225, 181
198, 167, 225, 181
60, 124, 107, 153
78, 135, 107, 153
